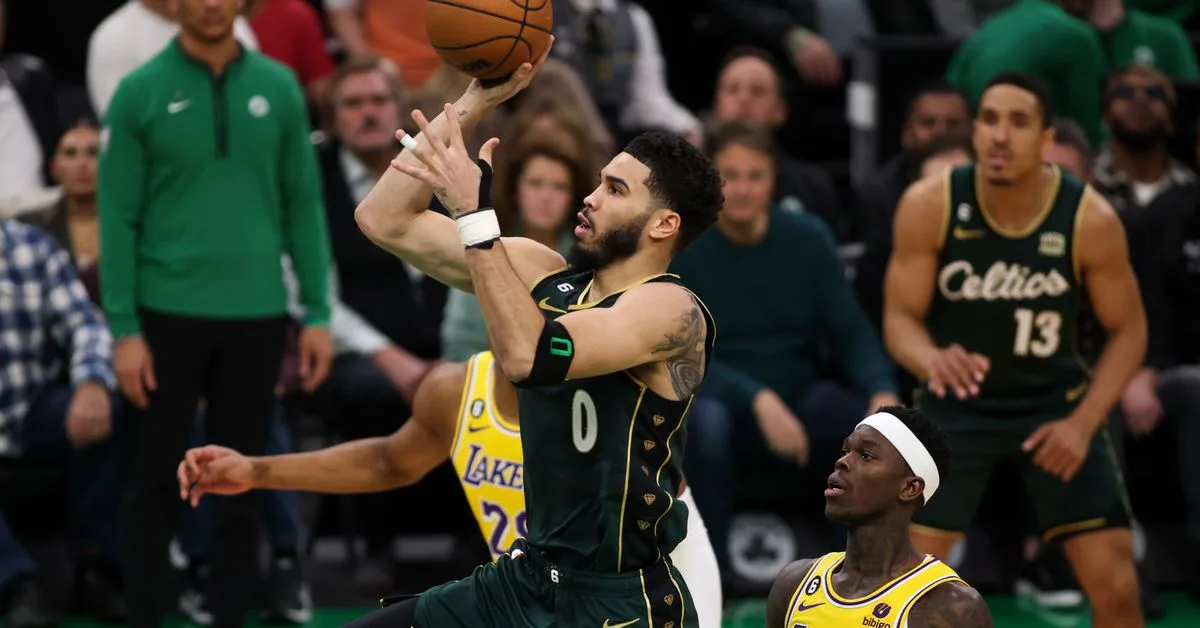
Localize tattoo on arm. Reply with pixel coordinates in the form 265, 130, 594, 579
653, 303, 706, 398
907, 582, 992, 628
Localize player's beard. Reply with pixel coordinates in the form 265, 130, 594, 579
568, 212, 650, 272
1110, 118, 1170, 154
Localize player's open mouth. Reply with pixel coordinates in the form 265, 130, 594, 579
825, 476, 847, 498
574, 212, 593, 237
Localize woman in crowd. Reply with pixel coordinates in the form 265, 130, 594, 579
439, 104, 595, 360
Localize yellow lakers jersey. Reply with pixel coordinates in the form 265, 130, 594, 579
785, 551, 965, 628
449, 351, 527, 561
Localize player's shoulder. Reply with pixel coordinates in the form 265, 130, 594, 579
893, 169, 954, 242
766, 557, 821, 620
1077, 184, 1125, 241
907, 580, 992, 628
617, 277, 700, 314
416, 360, 472, 409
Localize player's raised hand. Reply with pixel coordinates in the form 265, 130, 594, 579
466, 35, 555, 107
1022, 419, 1090, 482
925, 344, 990, 399
392, 104, 485, 216
178, 445, 256, 507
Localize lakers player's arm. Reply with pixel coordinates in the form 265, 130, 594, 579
1067, 194, 1148, 432
883, 176, 948, 382
353, 93, 564, 293
765, 558, 816, 627
906, 582, 993, 627
249, 363, 465, 493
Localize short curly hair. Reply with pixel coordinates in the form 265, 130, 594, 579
622, 131, 724, 252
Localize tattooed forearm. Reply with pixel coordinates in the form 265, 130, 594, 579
907, 583, 992, 628
654, 304, 706, 398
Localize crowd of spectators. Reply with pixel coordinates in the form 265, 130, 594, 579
1, 0, 1200, 626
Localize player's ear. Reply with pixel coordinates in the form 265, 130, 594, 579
898, 476, 924, 505
647, 208, 681, 243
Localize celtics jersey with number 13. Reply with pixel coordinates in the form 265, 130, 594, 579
520, 267, 714, 573
922, 164, 1090, 421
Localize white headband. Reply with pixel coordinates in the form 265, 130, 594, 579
856, 412, 940, 504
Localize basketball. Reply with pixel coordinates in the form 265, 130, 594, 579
425, 0, 554, 81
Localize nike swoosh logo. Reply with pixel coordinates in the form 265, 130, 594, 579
953, 227, 985, 240
537, 297, 567, 313
167, 100, 190, 114
602, 620, 639, 628
467, 423, 489, 433
795, 601, 825, 612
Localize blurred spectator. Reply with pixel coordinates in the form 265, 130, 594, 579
673, 121, 898, 582
441, 124, 593, 361
18, 120, 101, 275
0, 0, 62, 220
244, 0, 335, 103
87, 0, 260, 118
21, 118, 314, 627
1090, 0, 1199, 79
915, 132, 976, 179
1130, 150, 1200, 597
707, 0, 843, 85
1094, 65, 1195, 215
1126, 0, 1197, 22
97, 0, 333, 624
549, 0, 701, 145
1045, 118, 1096, 181
927, 0, 1018, 38
520, 58, 616, 161
855, 81, 970, 248
708, 47, 843, 239
316, 57, 446, 586
947, 0, 1106, 146
322, 0, 439, 87
853, 83, 970, 337
0, 220, 126, 627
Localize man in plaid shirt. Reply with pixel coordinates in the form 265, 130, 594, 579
0, 220, 126, 626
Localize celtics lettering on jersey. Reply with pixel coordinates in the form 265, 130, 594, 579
923, 165, 1091, 419
520, 267, 714, 572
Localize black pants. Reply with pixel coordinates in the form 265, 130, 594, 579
328, 354, 412, 549
122, 310, 286, 628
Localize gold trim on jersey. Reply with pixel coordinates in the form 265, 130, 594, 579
1042, 430, 1133, 542
823, 554, 941, 607
569, 273, 680, 310
527, 264, 572, 294
938, 166, 952, 251
639, 570, 654, 625
665, 562, 688, 625
449, 355, 483, 458
484, 357, 520, 434
1071, 186, 1091, 283
975, 164, 1062, 239
616, 384, 649, 571
651, 396, 693, 559
785, 558, 825, 619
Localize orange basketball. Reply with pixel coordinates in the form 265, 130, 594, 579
425, 0, 554, 81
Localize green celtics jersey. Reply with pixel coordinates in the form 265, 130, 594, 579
520, 267, 714, 572
920, 164, 1091, 421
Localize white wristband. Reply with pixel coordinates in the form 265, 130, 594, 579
456, 208, 501, 248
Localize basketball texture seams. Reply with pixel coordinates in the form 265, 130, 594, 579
426, 0, 553, 80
